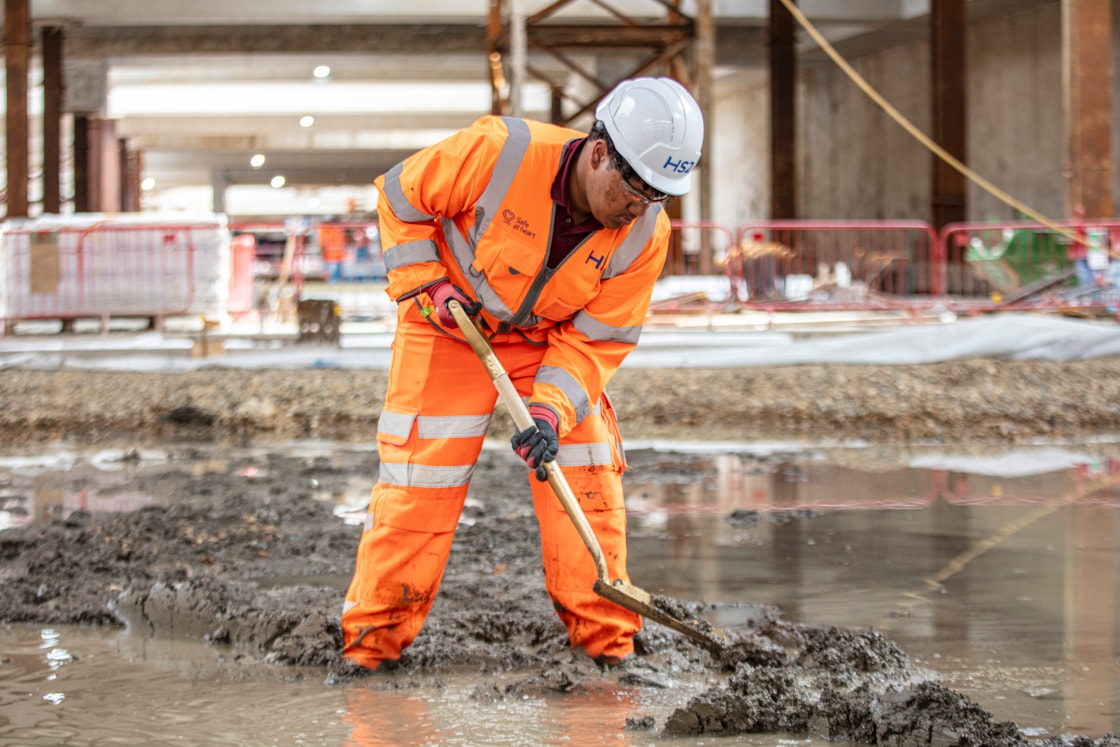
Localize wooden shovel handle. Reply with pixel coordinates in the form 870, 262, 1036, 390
448, 300, 611, 584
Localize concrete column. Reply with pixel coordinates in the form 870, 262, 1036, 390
4, 0, 31, 217
930, 0, 967, 235
42, 27, 65, 214
212, 169, 229, 214
769, 0, 796, 219
65, 60, 109, 215
1063, 0, 1114, 218
87, 118, 121, 213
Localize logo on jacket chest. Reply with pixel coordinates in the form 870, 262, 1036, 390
502, 209, 536, 239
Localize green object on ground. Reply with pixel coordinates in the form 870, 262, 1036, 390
965, 227, 1072, 294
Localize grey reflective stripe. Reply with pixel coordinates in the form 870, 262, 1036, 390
382, 161, 435, 223
444, 117, 532, 323
384, 239, 440, 272
377, 410, 415, 440
417, 414, 491, 439
572, 311, 642, 344
603, 206, 659, 279
379, 461, 474, 489
536, 365, 590, 424
556, 441, 613, 467
444, 217, 517, 322
364, 512, 374, 531
469, 117, 531, 244
343, 600, 357, 614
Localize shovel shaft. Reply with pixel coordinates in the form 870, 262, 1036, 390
448, 300, 731, 653
448, 301, 612, 584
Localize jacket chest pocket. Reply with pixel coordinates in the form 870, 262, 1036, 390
536, 260, 603, 321
470, 225, 544, 306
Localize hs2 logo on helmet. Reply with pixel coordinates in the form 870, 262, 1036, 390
663, 156, 695, 175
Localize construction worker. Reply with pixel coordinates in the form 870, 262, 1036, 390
318, 224, 347, 282
340, 77, 704, 673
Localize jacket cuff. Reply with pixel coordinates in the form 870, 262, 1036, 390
527, 403, 560, 433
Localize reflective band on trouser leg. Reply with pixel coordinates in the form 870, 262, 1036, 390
342, 312, 496, 670
529, 402, 639, 661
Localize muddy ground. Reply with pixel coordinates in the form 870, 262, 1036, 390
3, 359, 1120, 745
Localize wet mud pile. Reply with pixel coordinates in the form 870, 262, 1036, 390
2, 440, 1119, 745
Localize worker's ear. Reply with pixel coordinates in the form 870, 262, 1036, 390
590, 140, 610, 170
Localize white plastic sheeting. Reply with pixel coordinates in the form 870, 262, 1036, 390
0, 213, 231, 323
0, 312, 1118, 372
625, 313, 1120, 368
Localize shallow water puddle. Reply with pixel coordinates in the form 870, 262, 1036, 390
2, 439, 1119, 745
621, 441, 1120, 739
3, 623, 732, 746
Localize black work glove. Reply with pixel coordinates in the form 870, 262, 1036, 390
511, 405, 559, 482
425, 279, 481, 327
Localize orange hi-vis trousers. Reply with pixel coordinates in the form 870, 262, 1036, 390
341, 304, 640, 670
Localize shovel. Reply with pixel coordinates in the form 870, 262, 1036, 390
449, 300, 731, 652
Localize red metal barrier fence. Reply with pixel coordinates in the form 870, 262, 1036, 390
939, 219, 1120, 310
667, 220, 942, 311
736, 220, 942, 308
227, 233, 257, 319
0, 216, 240, 334
666, 218, 1120, 316
3, 215, 1119, 333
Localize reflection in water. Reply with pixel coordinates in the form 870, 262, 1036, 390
623, 444, 1120, 737
341, 678, 653, 747
1066, 504, 1116, 736
1, 440, 1119, 743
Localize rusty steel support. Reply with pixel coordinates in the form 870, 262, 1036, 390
120, 140, 142, 212
4, 0, 31, 217
42, 26, 64, 214
487, 0, 695, 127
769, 0, 796, 220
1063, 0, 1114, 220
930, 0, 967, 240
489, 0, 509, 115
73, 115, 90, 213
694, 0, 715, 274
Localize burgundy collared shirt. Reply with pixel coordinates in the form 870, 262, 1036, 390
547, 138, 603, 268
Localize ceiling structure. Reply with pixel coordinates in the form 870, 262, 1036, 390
6, 0, 1053, 217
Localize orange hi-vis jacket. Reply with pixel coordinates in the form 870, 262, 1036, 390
374, 115, 671, 436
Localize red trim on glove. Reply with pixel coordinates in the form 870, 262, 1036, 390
527, 404, 559, 433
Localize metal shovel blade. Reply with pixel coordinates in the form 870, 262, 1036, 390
449, 301, 732, 653
593, 578, 732, 651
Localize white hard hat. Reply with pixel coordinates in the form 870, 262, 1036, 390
595, 77, 703, 196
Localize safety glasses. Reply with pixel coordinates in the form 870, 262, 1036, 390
608, 150, 672, 205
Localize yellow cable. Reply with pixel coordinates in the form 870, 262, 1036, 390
778, 0, 1081, 245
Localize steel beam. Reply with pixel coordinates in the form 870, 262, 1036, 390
930, 0, 967, 234
5, 0, 30, 217
42, 26, 63, 213
770, 0, 797, 220
488, 0, 697, 128
1063, 0, 1114, 219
